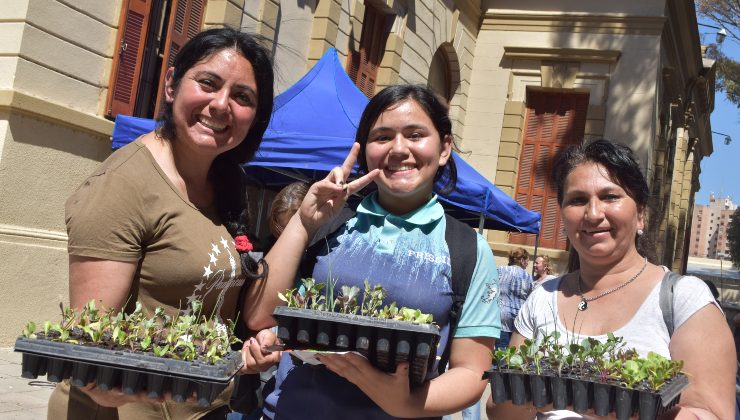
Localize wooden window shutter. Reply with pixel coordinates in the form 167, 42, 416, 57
348, 5, 387, 97
152, 0, 206, 117
106, 0, 153, 118
510, 91, 589, 249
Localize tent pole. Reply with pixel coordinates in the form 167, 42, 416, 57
255, 186, 266, 239
266, 166, 311, 183
531, 233, 540, 278
478, 213, 485, 234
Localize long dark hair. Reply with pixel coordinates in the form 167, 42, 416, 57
355, 84, 458, 194
155, 26, 274, 280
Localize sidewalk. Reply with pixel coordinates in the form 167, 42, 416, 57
0, 347, 54, 419
0, 347, 489, 419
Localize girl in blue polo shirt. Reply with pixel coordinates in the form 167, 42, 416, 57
256, 85, 501, 420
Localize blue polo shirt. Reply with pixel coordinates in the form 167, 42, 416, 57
262, 193, 500, 420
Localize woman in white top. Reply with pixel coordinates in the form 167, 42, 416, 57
533, 255, 557, 285
487, 139, 735, 419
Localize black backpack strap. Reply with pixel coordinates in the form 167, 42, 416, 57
300, 206, 356, 278
438, 214, 478, 374
659, 271, 683, 337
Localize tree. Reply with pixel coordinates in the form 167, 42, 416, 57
728, 208, 740, 269
697, 0, 740, 108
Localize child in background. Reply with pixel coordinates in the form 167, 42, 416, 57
269, 182, 309, 239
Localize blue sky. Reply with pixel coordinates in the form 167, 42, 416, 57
695, 20, 740, 205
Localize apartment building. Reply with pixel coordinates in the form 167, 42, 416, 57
690, 194, 737, 259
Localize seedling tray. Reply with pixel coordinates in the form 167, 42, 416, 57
483, 369, 688, 420
272, 306, 440, 385
14, 337, 242, 407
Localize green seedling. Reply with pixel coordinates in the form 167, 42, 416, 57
279, 280, 434, 324
22, 321, 36, 339
334, 285, 360, 314
22, 299, 237, 364
361, 280, 386, 317
489, 331, 684, 392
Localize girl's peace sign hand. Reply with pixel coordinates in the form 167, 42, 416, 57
298, 143, 379, 234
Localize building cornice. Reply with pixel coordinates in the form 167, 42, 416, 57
482, 12, 665, 35
503, 46, 620, 63
0, 223, 67, 243
0, 89, 113, 138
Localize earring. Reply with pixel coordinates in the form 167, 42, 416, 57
637, 229, 644, 236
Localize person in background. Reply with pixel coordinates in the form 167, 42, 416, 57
260, 84, 500, 419
533, 255, 557, 285
496, 247, 534, 349
268, 181, 309, 239
487, 139, 735, 419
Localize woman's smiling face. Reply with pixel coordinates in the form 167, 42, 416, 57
364, 99, 451, 214
165, 48, 258, 159
560, 162, 644, 263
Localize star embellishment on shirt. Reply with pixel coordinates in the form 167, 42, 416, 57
481, 282, 498, 304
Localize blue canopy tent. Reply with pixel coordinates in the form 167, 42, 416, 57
249, 48, 367, 174
111, 48, 540, 234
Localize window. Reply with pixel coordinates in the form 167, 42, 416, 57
106, 0, 206, 119
347, 3, 390, 97
510, 90, 589, 249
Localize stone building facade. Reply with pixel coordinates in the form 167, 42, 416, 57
0, 0, 714, 345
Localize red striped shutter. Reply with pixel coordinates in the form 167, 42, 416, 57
106, 0, 152, 118
153, 0, 205, 117
510, 91, 589, 249
348, 5, 387, 97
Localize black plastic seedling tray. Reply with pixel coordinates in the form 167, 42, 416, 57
273, 307, 440, 385
483, 369, 688, 420
14, 337, 242, 407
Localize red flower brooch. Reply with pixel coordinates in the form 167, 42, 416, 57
234, 235, 253, 253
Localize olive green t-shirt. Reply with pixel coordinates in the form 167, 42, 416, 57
62, 137, 245, 417
65, 136, 245, 325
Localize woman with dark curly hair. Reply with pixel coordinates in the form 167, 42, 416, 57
487, 139, 735, 419
50, 26, 278, 419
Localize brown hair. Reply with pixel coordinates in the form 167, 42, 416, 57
508, 247, 529, 266
269, 182, 309, 238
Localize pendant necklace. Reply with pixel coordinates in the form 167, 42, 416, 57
576, 257, 648, 311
